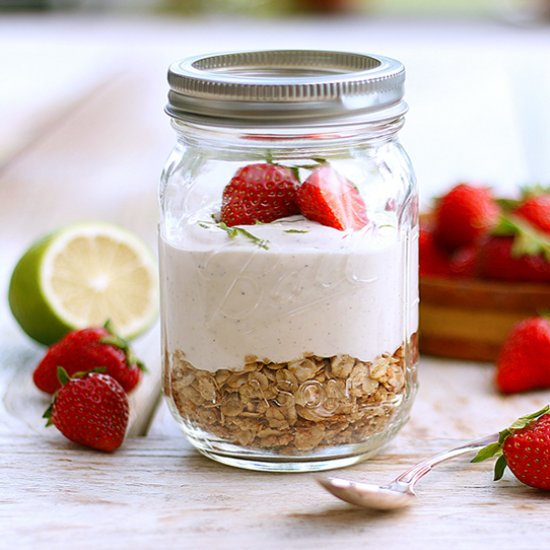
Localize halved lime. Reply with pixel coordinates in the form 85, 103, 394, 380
9, 222, 158, 345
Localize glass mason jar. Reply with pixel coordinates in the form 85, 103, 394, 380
160, 50, 419, 472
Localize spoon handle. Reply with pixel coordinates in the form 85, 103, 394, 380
392, 432, 499, 488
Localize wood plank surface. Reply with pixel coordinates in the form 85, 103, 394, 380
3, 432, 550, 550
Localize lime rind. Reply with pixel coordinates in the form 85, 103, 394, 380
8, 231, 74, 345
8, 222, 159, 346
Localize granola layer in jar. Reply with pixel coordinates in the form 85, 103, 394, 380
165, 335, 418, 454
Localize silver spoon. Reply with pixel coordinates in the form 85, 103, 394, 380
318, 432, 499, 511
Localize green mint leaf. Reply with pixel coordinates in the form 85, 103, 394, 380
202, 220, 269, 250
284, 229, 309, 234
493, 455, 508, 481
234, 226, 269, 250
216, 221, 239, 240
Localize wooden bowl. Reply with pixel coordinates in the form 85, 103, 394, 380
420, 277, 550, 361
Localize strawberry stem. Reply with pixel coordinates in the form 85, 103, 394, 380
103, 319, 116, 335
100, 330, 147, 373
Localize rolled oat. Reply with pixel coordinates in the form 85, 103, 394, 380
167, 334, 418, 453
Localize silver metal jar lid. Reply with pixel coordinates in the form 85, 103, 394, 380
166, 50, 407, 126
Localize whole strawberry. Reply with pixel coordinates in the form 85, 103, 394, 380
220, 163, 300, 226
33, 321, 145, 394
296, 164, 368, 231
433, 183, 499, 252
473, 405, 550, 490
495, 316, 550, 394
515, 194, 550, 234
44, 368, 129, 452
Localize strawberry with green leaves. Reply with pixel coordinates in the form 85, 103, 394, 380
44, 367, 129, 453
33, 321, 145, 394
473, 405, 550, 490
478, 214, 550, 282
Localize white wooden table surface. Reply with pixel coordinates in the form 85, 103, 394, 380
2, 13, 550, 549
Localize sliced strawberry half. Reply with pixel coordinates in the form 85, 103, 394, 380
296, 165, 368, 231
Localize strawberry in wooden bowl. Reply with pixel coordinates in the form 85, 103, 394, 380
420, 183, 550, 361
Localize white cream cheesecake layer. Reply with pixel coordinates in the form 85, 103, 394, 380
160, 216, 418, 372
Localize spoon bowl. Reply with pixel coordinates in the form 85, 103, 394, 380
317, 477, 415, 510
318, 432, 499, 511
